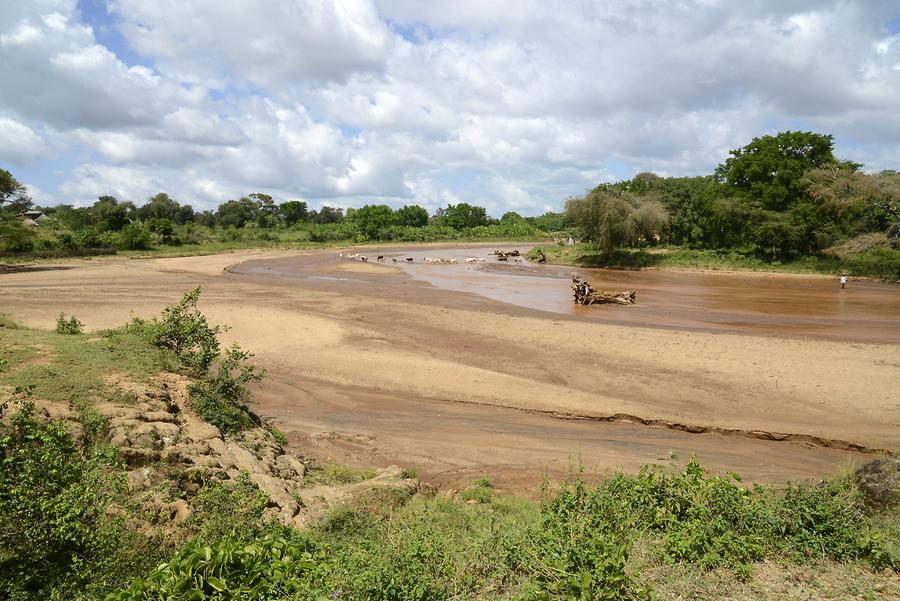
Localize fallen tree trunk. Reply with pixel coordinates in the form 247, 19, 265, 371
571, 276, 636, 305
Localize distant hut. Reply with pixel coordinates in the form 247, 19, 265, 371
17, 210, 49, 225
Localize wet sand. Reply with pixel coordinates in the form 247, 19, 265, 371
1, 245, 897, 491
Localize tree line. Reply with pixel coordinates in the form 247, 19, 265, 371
3, 130, 898, 269
0, 176, 568, 254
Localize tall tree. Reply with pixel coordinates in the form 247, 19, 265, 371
0, 169, 32, 214
395, 204, 429, 227
349, 204, 394, 239
140, 193, 181, 221
715, 131, 837, 211
279, 200, 308, 226
443, 203, 488, 229
566, 186, 668, 254
806, 167, 900, 239
311, 206, 343, 224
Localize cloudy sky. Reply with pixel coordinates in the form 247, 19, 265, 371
1, 1, 898, 216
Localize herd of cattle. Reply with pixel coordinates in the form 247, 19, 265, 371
339, 251, 520, 264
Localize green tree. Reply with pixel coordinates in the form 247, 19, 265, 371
0, 221, 36, 253
249, 193, 277, 227
310, 206, 343, 224
147, 218, 178, 245
395, 204, 429, 227
566, 186, 669, 254
118, 222, 151, 250
500, 211, 524, 224
139, 193, 181, 222
806, 167, 900, 239
216, 198, 256, 228
350, 204, 394, 239
529, 211, 572, 232
92, 196, 135, 232
279, 200, 308, 226
715, 131, 837, 211
443, 203, 488, 229
0, 169, 32, 213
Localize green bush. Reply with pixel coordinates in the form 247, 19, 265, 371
186, 473, 273, 543
128, 287, 221, 374
0, 221, 36, 253
126, 288, 264, 434
189, 343, 264, 433
106, 534, 326, 601
117, 222, 152, 250
530, 458, 897, 578
55, 312, 84, 335
0, 404, 159, 600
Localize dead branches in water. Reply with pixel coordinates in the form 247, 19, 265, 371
571, 276, 636, 305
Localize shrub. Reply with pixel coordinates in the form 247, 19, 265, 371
126, 288, 264, 434
0, 405, 159, 599
0, 221, 36, 253
128, 287, 221, 374
186, 473, 273, 543
107, 534, 326, 601
189, 344, 264, 433
117, 222, 152, 250
55, 312, 84, 334
271, 428, 288, 445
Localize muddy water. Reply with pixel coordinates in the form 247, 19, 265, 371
237, 244, 900, 343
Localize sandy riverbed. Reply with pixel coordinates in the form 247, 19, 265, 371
1, 245, 897, 491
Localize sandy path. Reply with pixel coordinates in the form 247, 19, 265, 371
1, 247, 897, 490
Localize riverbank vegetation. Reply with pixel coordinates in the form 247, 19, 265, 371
1, 296, 898, 599
563, 132, 899, 280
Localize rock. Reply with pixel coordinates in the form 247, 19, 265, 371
275, 454, 306, 479
180, 417, 221, 442
126, 469, 147, 491
119, 447, 161, 467
856, 457, 900, 509
168, 499, 191, 523
250, 473, 300, 517
144, 411, 176, 423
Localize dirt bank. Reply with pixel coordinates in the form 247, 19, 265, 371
1, 246, 897, 491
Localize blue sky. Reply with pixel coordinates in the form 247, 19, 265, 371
1, 0, 898, 215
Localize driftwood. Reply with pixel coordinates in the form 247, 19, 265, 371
571, 276, 636, 305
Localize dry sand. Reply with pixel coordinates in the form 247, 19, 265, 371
1, 247, 897, 491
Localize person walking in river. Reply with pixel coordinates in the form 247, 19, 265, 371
840, 273, 848, 288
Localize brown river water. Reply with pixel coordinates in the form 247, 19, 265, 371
234, 244, 900, 343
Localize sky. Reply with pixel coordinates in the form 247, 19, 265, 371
1, 1, 899, 216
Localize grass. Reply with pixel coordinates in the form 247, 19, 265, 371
0, 312, 23, 329
0, 328, 175, 407
529, 244, 900, 280
109, 464, 899, 600
302, 462, 378, 486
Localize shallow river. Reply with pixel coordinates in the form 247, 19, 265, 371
347, 245, 900, 343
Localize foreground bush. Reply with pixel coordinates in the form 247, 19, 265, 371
0, 405, 159, 600
125, 287, 264, 433
108, 458, 898, 600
